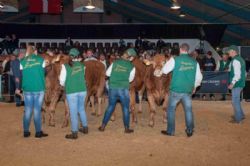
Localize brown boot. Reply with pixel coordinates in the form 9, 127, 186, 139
98, 124, 105, 132
65, 132, 78, 139
125, 128, 134, 134
79, 127, 88, 134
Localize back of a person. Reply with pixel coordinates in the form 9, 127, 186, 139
64, 61, 86, 94
21, 54, 45, 92
170, 54, 197, 94
109, 59, 133, 89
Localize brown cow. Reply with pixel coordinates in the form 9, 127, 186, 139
129, 57, 147, 123
84, 60, 106, 117
144, 54, 172, 127
41, 54, 70, 127
42, 54, 106, 127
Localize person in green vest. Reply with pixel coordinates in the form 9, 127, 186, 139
161, 43, 203, 137
20, 45, 48, 138
216, 51, 231, 101
226, 45, 246, 123
98, 48, 136, 133
59, 48, 88, 139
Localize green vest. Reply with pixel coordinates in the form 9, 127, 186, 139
109, 59, 134, 89
20, 54, 45, 92
170, 54, 197, 94
219, 60, 230, 71
65, 62, 86, 94
229, 55, 246, 88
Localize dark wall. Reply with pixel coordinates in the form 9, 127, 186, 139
0, 23, 227, 46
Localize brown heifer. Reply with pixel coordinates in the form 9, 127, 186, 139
144, 54, 172, 127
42, 55, 106, 127
129, 57, 147, 123
83, 60, 106, 116
41, 54, 70, 127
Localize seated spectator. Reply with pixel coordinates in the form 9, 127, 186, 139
84, 49, 97, 61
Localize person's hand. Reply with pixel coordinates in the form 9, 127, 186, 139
15, 89, 21, 95
228, 84, 234, 90
192, 88, 196, 95
15, 77, 19, 83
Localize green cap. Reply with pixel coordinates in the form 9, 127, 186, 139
69, 48, 80, 57
225, 45, 239, 54
125, 48, 137, 57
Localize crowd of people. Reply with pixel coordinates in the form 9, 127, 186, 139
0, 36, 248, 140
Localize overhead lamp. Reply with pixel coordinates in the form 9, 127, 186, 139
85, 0, 95, 10
0, 2, 4, 9
179, 11, 186, 17
170, 1, 181, 10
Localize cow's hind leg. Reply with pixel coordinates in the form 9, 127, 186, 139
90, 96, 96, 116
48, 92, 60, 127
62, 98, 70, 128
97, 97, 103, 116
148, 95, 156, 127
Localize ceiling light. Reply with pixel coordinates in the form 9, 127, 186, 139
85, 0, 95, 10
0, 2, 4, 9
179, 11, 186, 17
171, 1, 181, 10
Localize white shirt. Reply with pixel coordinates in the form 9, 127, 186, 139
230, 60, 241, 85
162, 57, 203, 88
106, 63, 136, 83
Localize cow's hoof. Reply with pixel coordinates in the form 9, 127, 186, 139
91, 112, 96, 116
61, 123, 68, 128
110, 116, 115, 122
138, 110, 142, 114
49, 124, 55, 127
148, 121, 154, 127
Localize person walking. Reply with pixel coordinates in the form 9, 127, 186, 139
161, 43, 203, 137
226, 45, 246, 123
59, 48, 88, 139
98, 48, 136, 133
20, 45, 48, 138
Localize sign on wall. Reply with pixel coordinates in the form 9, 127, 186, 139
73, 0, 104, 13
0, 0, 18, 12
196, 72, 229, 94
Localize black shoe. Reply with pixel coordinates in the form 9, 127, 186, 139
23, 132, 31, 138
98, 125, 105, 132
186, 132, 193, 137
124, 128, 134, 134
185, 129, 193, 137
35, 131, 48, 138
79, 127, 88, 134
229, 119, 243, 124
219, 98, 226, 101
161, 130, 174, 136
65, 132, 78, 139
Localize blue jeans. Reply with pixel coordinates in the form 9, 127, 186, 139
66, 91, 87, 132
232, 87, 245, 122
166, 91, 194, 135
102, 88, 130, 128
23, 91, 44, 133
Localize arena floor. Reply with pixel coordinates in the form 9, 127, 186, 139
0, 100, 250, 166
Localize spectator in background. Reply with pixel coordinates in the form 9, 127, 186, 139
216, 51, 230, 101
2, 55, 10, 93
99, 53, 107, 69
201, 51, 216, 100
2, 35, 12, 54
190, 50, 203, 68
11, 50, 25, 106
119, 38, 126, 48
65, 37, 73, 52
10, 34, 19, 53
84, 49, 97, 61
135, 36, 142, 49
156, 38, 165, 49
